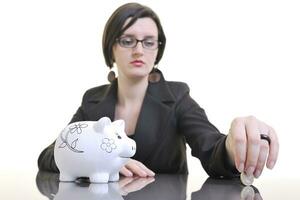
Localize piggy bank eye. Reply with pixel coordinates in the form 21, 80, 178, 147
116, 133, 122, 139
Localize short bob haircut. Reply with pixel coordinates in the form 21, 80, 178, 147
102, 3, 166, 69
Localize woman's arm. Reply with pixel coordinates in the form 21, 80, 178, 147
176, 85, 239, 178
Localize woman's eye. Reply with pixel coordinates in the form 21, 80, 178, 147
120, 38, 134, 46
143, 40, 155, 47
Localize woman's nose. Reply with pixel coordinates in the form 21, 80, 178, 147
132, 41, 144, 55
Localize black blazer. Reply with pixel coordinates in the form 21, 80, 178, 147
38, 71, 238, 178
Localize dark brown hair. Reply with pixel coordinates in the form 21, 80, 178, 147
102, 3, 166, 68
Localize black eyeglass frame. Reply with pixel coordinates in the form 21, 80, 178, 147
116, 36, 162, 50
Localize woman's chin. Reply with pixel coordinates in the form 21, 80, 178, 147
127, 72, 150, 80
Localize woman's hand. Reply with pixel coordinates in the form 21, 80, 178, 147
225, 116, 279, 178
120, 158, 155, 177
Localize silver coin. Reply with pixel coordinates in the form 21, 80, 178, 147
240, 172, 254, 186
241, 186, 255, 199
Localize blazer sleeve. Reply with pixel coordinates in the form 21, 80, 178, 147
175, 84, 239, 178
37, 100, 87, 172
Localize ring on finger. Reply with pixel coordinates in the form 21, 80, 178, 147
260, 134, 271, 145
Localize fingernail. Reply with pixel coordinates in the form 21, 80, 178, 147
246, 166, 255, 176
268, 161, 275, 169
254, 170, 261, 178
238, 163, 244, 172
127, 172, 133, 177
150, 171, 155, 176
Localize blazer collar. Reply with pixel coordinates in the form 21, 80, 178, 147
147, 70, 176, 104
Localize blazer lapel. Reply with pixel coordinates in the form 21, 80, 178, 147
87, 80, 117, 121
132, 73, 176, 163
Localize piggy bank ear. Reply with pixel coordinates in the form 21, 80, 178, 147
93, 117, 111, 133
112, 119, 125, 131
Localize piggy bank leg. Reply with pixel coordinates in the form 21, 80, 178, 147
89, 173, 109, 183
59, 173, 76, 182
109, 173, 119, 182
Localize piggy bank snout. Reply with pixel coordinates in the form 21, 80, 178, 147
131, 140, 136, 154
119, 139, 136, 158
132, 144, 136, 152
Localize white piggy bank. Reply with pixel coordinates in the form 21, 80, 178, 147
54, 117, 136, 183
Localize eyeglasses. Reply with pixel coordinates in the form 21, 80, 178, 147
116, 36, 161, 50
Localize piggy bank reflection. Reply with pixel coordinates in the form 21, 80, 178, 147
54, 181, 123, 200
35, 171, 154, 200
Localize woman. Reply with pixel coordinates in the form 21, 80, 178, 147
38, 3, 279, 178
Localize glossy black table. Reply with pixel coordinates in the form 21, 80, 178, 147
2, 169, 299, 199
35, 171, 260, 200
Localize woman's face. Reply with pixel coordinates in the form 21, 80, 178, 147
113, 17, 159, 81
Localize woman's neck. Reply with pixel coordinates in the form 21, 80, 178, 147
117, 76, 148, 107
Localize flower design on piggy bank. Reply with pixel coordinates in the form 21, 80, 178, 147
101, 138, 117, 153
69, 123, 88, 134
58, 122, 89, 153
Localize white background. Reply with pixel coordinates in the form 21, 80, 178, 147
0, 0, 299, 181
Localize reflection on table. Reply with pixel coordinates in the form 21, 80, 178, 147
36, 170, 262, 200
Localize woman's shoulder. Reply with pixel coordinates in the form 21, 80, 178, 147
85, 84, 110, 93
165, 81, 190, 92
155, 69, 190, 95
157, 80, 191, 102
81, 83, 112, 102
85, 84, 110, 94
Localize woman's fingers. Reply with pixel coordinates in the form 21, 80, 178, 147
120, 166, 134, 177
227, 116, 279, 178
244, 116, 261, 176
266, 127, 279, 169
120, 159, 155, 177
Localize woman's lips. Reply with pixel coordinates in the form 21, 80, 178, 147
130, 60, 144, 67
